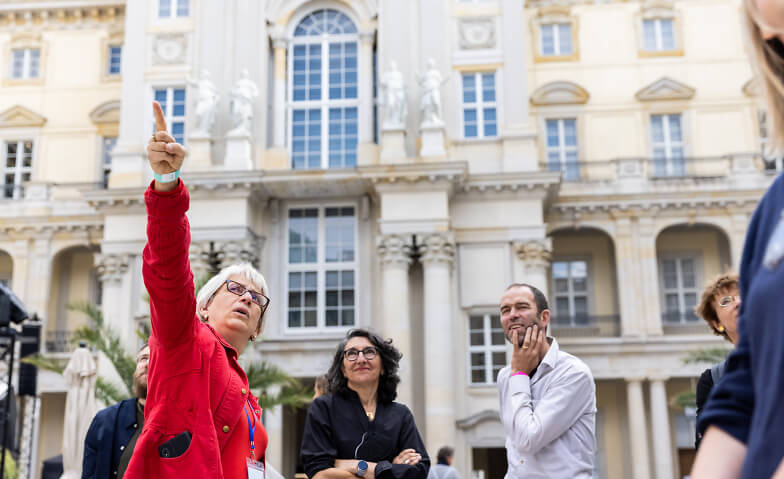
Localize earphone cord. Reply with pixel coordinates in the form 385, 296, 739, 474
354, 432, 368, 459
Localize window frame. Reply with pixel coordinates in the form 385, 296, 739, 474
637, 7, 683, 58
544, 117, 580, 181
151, 86, 187, 144
10, 48, 40, 80
101, 136, 118, 188
460, 71, 499, 140
284, 202, 360, 334
539, 23, 573, 57
550, 256, 593, 326
107, 45, 122, 76
650, 112, 686, 177
158, 0, 190, 18
532, 8, 579, 63
286, 8, 361, 170
1, 139, 35, 200
466, 312, 507, 386
758, 110, 784, 172
658, 252, 702, 324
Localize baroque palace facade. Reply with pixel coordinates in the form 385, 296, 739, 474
0, 0, 771, 478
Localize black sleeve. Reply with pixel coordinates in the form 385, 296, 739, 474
81, 415, 102, 479
694, 368, 714, 449
300, 398, 337, 479
374, 406, 430, 479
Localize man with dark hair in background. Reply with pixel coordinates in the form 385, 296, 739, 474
82, 345, 149, 479
427, 446, 459, 479
497, 283, 596, 479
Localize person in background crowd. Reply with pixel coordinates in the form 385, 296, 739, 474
693, 273, 740, 449
313, 374, 329, 400
300, 328, 429, 479
123, 102, 270, 478
82, 345, 149, 479
691, 0, 784, 475
426, 447, 459, 479
498, 283, 596, 479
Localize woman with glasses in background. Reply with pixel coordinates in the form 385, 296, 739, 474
124, 102, 270, 478
692, 273, 740, 449
301, 329, 430, 479
692, 0, 784, 475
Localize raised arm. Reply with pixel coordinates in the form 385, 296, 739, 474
142, 101, 194, 348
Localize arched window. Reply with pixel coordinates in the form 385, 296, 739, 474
289, 9, 359, 170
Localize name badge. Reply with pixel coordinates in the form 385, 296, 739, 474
763, 211, 784, 271
247, 458, 265, 479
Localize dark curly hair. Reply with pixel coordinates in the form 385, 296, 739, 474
326, 329, 402, 404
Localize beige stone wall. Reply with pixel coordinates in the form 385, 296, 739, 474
596, 380, 630, 479
46, 247, 95, 335
0, 251, 12, 285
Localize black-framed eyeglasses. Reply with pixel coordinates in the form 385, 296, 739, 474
718, 295, 739, 308
343, 347, 377, 362
225, 279, 270, 310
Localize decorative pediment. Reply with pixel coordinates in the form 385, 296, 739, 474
89, 100, 121, 125
530, 81, 590, 106
0, 105, 46, 128
743, 78, 760, 97
266, 0, 378, 26
635, 77, 695, 101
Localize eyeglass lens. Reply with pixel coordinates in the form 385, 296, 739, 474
226, 280, 267, 307
344, 347, 377, 361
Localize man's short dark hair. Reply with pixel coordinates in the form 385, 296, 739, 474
505, 283, 549, 315
437, 446, 454, 464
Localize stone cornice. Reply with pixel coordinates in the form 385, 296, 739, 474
551, 194, 761, 217
361, 162, 467, 186
459, 171, 561, 195
81, 187, 145, 213
0, 218, 103, 236
0, 2, 125, 31
456, 409, 500, 429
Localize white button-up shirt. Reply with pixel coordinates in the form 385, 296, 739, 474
497, 338, 596, 479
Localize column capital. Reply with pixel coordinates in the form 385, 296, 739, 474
270, 26, 288, 49
418, 233, 455, 266
514, 239, 552, 268
359, 28, 375, 44
377, 234, 413, 268
624, 375, 647, 384
215, 236, 265, 270
95, 253, 132, 283
647, 375, 670, 383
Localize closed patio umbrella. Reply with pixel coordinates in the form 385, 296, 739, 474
60, 346, 98, 479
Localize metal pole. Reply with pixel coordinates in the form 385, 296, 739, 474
0, 328, 16, 479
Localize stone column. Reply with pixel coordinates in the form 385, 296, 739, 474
377, 234, 413, 406
264, 385, 284, 474
615, 218, 644, 337
418, 233, 456, 453
514, 239, 552, 298
649, 377, 674, 479
9, 239, 30, 300
26, 236, 52, 320
729, 213, 750, 269
96, 253, 135, 352
638, 218, 662, 336
626, 378, 651, 479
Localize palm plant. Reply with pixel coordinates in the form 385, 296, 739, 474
672, 347, 732, 409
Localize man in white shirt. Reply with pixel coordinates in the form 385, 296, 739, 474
497, 283, 596, 479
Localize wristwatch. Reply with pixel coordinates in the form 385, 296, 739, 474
357, 460, 368, 477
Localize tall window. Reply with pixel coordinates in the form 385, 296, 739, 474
290, 9, 359, 170
153, 88, 186, 144
660, 256, 699, 323
759, 111, 784, 171
102, 136, 117, 187
545, 118, 579, 180
287, 206, 357, 330
551, 260, 589, 326
159, 0, 189, 18
108, 46, 122, 75
11, 49, 40, 79
2, 141, 33, 200
643, 18, 676, 52
651, 114, 684, 177
461, 72, 498, 139
540, 23, 573, 56
468, 314, 506, 384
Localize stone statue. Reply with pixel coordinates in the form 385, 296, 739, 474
228, 69, 259, 135
417, 58, 448, 127
186, 69, 219, 136
380, 61, 407, 129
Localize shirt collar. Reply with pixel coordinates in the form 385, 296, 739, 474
203, 321, 239, 359
536, 337, 559, 375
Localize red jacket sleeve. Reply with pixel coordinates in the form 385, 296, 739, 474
142, 179, 197, 348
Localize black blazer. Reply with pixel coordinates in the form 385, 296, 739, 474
82, 398, 139, 479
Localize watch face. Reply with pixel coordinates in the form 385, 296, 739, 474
358, 460, 368, 471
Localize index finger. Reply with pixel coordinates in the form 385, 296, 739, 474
153, 101, 167, 132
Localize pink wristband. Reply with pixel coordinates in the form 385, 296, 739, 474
512, 371, 528, 377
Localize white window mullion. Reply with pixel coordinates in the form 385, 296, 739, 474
321, 37, 329, 169
655, 20, 662, 51
476, 74, 485, 138
559, 120, 567, 173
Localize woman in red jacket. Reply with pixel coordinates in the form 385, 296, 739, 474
124, 101, 268, 478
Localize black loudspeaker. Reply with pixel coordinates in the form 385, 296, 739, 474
18, 323, 40, 397
0, 283, 28, 327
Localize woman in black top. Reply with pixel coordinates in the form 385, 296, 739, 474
693, 273, 740, 449
301, 329, 430, 479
